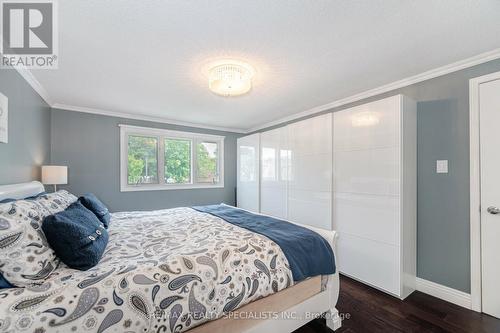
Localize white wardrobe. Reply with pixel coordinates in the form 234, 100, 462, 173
237, 94, 416, 299
237, 113, 333, 230
333, 95, 416, 299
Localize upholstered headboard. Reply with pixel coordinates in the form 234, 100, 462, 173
0, 181, 45, 201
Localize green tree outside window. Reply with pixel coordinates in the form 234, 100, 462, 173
165, 139, 191, 184
127, 135, 158, 184
197, 142, 218, 183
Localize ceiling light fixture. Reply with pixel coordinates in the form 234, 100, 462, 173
208, 60, 255, 97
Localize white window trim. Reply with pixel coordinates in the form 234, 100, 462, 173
119, 124, 225, 192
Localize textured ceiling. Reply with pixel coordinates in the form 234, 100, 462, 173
32, 0, 500, 132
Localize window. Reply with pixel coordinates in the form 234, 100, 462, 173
196, 141, 219, 183
120, 125, 224, 191
127, 135, 158, 185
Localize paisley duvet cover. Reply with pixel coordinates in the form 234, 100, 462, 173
0, 207, 293, 333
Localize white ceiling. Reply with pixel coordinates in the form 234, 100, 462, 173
31, 0, 500, 132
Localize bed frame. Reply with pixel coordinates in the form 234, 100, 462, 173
0, 181, 45, 201
224, 207, 342, 332
0, 181, 341, 332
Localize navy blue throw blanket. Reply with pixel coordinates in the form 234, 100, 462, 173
192, 204, 335, 281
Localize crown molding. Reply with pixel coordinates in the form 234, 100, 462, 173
14, 66, 53, 106
52, 103, 247, 134
12, 48, 500, 134
248, 48, 500, 133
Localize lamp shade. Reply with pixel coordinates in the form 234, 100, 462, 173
41, 166, 68, 185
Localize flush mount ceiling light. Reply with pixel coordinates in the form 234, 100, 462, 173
208, 60, 255, 97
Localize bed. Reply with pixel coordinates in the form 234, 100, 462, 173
0, 181, 341, 333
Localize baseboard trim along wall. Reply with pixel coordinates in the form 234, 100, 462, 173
415, 278, 471, 309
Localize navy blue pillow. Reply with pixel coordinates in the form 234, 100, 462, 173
42, 201, 108, 271
79, 193, 110, 228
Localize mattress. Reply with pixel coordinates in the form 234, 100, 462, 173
0, 207, 293, 333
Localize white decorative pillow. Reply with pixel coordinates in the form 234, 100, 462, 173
0, 190, 77, 287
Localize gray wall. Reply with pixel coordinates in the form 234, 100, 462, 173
50, 109, 240, 212
7, 57, 500, 293
0, 69, 51, 184
254, 58, 500, 293
417, 100, 469, 293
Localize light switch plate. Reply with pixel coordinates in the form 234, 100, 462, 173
436, 160, 448, 174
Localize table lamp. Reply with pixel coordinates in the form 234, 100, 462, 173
41, 165, 68, 192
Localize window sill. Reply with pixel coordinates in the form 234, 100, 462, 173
120, 183, 225, 192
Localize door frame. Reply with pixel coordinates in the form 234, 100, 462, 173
469, 70, 500, 312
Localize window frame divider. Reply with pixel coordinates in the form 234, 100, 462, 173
158, 136, 166, 186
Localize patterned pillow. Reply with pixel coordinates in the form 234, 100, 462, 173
0, 190, 77, 287
33, 190, 78, 215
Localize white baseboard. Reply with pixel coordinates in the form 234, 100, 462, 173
415, 278, 471, 309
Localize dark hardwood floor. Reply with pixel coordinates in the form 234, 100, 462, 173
295, 275, 500, 333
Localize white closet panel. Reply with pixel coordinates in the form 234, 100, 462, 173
289, 190, 331, 228
288, 113, 332, 230
337, 233, 400, 294
334, 192, 399, 246
333, 97, 400, 151
288, 113, 332, 155
237, 133, 260, 212
333, 94, 416, 299
334, 148, 400, 196
260, 127, 288, 219
289, 153, 332, 191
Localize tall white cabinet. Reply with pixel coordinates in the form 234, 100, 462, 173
236, 94, 416, 299
333, 95, 416, 299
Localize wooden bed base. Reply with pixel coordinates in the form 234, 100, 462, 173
191, 276, 322, 333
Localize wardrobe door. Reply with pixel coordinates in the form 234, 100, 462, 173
288, 113, 332, 229
237, 133, 260, 212
260, 127, 288, 219
333, 95, 402, 296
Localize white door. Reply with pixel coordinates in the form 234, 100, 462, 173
479, 77, 500, 318
333, 95, 403, 297
237, 134, 260, 212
